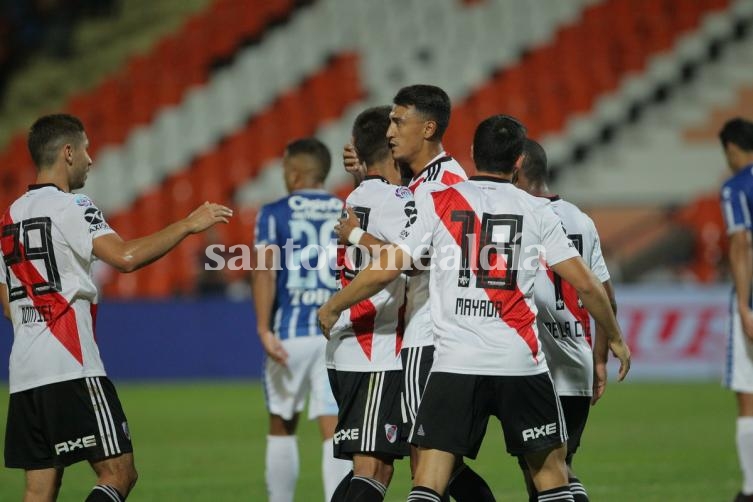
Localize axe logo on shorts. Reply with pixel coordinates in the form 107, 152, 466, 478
334, 428, 359, 444
522, 422, 557, 442
384, 423, 398, 444
54, 435, 97, 454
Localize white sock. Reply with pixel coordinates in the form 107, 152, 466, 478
322, 438, 352, 501
266, 435, 299, 502
738, 417, 753, 495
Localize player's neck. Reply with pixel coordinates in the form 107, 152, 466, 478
409, 142, 444, 175
530, 182, 552, 197
475, 170, 514, 182
35, 169, 70, 192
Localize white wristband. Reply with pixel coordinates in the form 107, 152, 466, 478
348, 227, 365, 246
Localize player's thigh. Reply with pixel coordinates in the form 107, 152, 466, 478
5, 377, 133, 471
410, 372, 490, 460
263, 337, 318, 420
329, 370, 408, 461
558, 395, 591, 464
24, 467, 64, 501
493, 372, 567, 458
725, 308, 753, 396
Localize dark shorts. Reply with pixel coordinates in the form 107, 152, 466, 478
327, 369, 409, 460
410, 372, 566, 459
400, 345, 434, 434
5, 377, 133, 470
518, 394, 591, 469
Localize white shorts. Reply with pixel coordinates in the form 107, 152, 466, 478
263, 336, 338, 420
724, 308, 753, 394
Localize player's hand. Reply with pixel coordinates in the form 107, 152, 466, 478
334, 207, 361, 245
740, 308, 753, 343
185, 202, 233, 233
259, 330, 288, 366
343, 144, 366, 183
591, 361, 607, 405
317, 304, 339, 340
609, 337, 631, 382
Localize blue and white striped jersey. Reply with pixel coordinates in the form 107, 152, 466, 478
721, 164, 753, 236
254, 189, 342, 340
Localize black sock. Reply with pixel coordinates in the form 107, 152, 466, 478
344, 476, 386, 502
537, 485, 574, 502
568, 477, 588, 502
448, 464, 496, 502
330, 470, 354, 502
408, 486, 443, 502
85, 485, 125, 502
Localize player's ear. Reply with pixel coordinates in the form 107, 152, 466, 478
423, 120, 437, 140
470, 144, 475, 164
63, 143, 74, 165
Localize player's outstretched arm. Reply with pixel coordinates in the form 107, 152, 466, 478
251, 244, 288, 366
729, 231, 753, 342
592, 279, 617, 405
318, 245, 410, 338
93, 202, 233, 273
551, 257, 631, 382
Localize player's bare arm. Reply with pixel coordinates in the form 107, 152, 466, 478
335, 206, 388, 250
1, 283, 9, 320
318, 245, 410, 338
251, 244, 288, 366
592, 279, 617, 405
550, 257, 631, 382
729, 230, 753, 342
93, 202, 232, 273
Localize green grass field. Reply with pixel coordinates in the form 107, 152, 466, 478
0, 381, 741, 501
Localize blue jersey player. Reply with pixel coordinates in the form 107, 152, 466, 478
252, 138, 350, 502
719, 118, 753, 502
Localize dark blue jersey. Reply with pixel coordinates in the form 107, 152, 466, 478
254, 189, 342, 340
721, 164, 753, 236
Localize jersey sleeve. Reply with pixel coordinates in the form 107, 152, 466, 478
538, 203, 580, 267
397, 187, 438, 262
254, 205, 277, 246
721, 184, 752, 235
585, 216, 610, 282
376, 186, 416, 243
62, 195, 115, 260
0, 255, 6, 285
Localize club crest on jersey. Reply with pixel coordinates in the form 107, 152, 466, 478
74, 195, 93, 207
385, 423, 398, 444
395, 186, 412, 200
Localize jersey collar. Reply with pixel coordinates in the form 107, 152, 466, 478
410, 151, 452, 183
363, 175, 389, 183
469, 175, 512, 184
28, 183, 63, 192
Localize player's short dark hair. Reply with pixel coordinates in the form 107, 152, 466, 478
28, 114, 85, 169
285, 137, 332, 182
520, 138, 548, 185
719, 118, 753, 151
472, 115, 527, 174
393, 84, 451, 140
352, 106, 391, 167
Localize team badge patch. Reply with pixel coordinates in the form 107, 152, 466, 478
395, 187, 412, 200
122, 421, 131, 441
74, 195, 93, 207
385, 423, 398, 444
